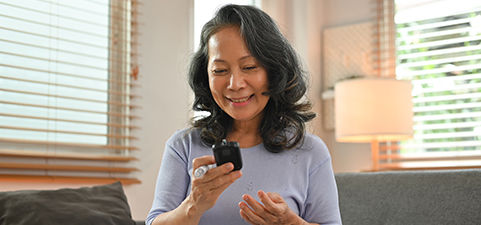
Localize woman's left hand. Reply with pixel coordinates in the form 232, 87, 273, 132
238, 190, 309, 225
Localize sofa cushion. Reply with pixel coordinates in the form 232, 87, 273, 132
0, 182, 135, 225
335, 169, 481, 225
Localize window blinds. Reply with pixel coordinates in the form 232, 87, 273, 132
380, 0, 481, 170
0, 0, 140, 184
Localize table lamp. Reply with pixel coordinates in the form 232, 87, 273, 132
334, 77, 413, 170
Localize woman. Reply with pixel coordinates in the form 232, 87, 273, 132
146, 4, 341, 225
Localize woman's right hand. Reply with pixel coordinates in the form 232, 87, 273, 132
185, 155, 242, 216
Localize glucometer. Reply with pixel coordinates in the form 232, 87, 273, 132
193, 139, 242, 178
212, 139, 242, 171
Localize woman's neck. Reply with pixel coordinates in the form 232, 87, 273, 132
228, 118, 263, 148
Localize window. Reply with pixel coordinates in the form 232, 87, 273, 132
0, 0, 140, 183
392, 0, 481, 169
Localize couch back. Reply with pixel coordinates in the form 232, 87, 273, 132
335, 169, 481, 225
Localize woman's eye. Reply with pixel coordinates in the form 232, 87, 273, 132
212, 69, 227, 74
243, 66, 257, 70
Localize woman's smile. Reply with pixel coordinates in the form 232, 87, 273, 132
227, 94, 254, 105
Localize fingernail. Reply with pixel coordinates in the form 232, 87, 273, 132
225, 163, 233, 169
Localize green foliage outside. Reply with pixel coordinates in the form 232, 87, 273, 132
396, 11, 481, 153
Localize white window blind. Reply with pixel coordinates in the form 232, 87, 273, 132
384, 0, 481, 170
0, 0, 140, 184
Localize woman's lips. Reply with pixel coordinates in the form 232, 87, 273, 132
227, 94, 254, 105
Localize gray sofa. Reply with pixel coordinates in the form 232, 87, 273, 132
335, 169, 481, 225
5, 170, 477, 225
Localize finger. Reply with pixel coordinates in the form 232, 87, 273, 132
258, 190, 283, 214
209, 170, 242, 194
192, 168, 240, 192
191, 163, 234, 188
239, 201, 265, 225
239, 209, 257, 225
189, 170, 242, 212
239, 208, 254, 225
242, 194, 277, 221
192, 169, 241, 203
192, 155, 216, 170
200, 162, 234, 183
266, 192, 284, 203
242, 194, 266, 214
239, 210, 250, 225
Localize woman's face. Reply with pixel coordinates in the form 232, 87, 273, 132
207, 26, 269, 124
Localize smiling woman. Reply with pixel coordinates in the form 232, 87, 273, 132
146, 4, 341, 225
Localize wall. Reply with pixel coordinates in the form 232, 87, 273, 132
125, 0, 193, 219
319, 0, 374, 173
263, 0, 373, 173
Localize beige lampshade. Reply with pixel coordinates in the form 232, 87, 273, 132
335, 78, 413, 143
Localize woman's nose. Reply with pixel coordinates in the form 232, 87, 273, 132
227, 71, 246, 90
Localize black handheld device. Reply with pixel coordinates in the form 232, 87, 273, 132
212, 139, 242, 171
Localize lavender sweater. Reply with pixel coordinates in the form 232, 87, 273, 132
146, 128, 342, 225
